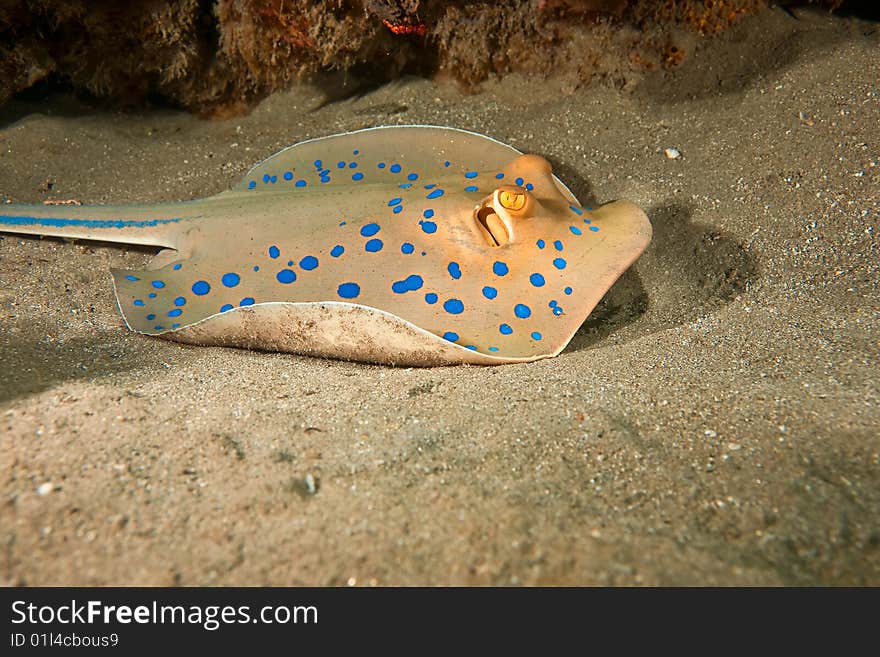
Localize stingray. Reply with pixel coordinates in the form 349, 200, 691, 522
0, 126, 651, 366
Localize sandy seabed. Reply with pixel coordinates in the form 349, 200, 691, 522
0, 9, 877, 585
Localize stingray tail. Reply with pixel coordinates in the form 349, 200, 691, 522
0, 201, 194, 249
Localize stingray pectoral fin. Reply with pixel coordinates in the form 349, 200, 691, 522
166, 302, 548, 367
234, 125, 526, 193
111, 258, 219, 335
552, 200, 652, 356
590, 200, 653, 257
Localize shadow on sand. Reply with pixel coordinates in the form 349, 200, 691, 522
0, 323, 156, 404
565, 201, 759, 353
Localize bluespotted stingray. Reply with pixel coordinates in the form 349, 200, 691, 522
0, 126, 651, 366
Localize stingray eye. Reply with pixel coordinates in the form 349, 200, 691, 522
499, 190, 526, 211
474, 187, 534, 247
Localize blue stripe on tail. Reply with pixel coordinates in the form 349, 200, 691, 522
0, 215, 182, 229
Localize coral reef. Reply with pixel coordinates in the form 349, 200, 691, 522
0, 1, 863, 115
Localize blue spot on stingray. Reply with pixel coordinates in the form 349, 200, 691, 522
391, 274, 424, 294
320, 176, 330, 183
515, 303, 532, 318
270, 175, 277, 183
526, 183, 534, 191
295, 179, 307, 187
352, 172, 364, 181
426, 188, 444, 200
443, 298, 464, 314
424, 184, 436, 189
388, 198, 402, 207
530, 273, 545, 287
569, 204, 583, 215
320, 168, 329, 176
314, 159, 322, 168
248, 181, 256, 189
443, 332, 459, 342
269, 245, 280, 259
482, 286, 497, 300
425, 293, 438, 304
284, 171, 293, 181
489, 346, 500, 352
553, 307, 563, 316
192, 281, 210, 296
423, 208, 435, 218
253, 265, 259, 272
378, 162, 386, 169
133, 299, 144, 307
447, 262, 462, 279
300, 256, 318, 270
287, 261, 293, 266
173, 263, 182, 270
401, 242, 414, 254
154, 325, 164, 331
337, 282, 360, 299
146, 314, 155, 321
339, 221, 347, 226
276, 269, 296, 284
536, 239, 545, 249
531, 331, 542, 341
148, 293, 156, 299
554, 240, 563, 251
495, 172, 504, 179
549, 300, 558, 308
420, 221, 437, 234
564, 286, 573, 295
240, 297, 255, 306
553, 258, 567, 270
220, 304, 233, 312
465, 171, 478, 179
444, 161, 451, 167
172, 323, 180, 329
151, 280, 165, 289
330, 245, 344, 257
408, 173, 418, 181
262, 174, 270, 183
337, 161, 345, 168
353, 150, 359, 155
349, 162, 357, 169
168, 309, 182, 318
361, 223, 380, 236
493, 261, 509, 276
464, 185, 478, 192
222, 272, 240, 288
399, 183, 412, 189
365, 239, 383, 252
393, 205, 403, 214
590, 225, 599, 232
515, 177, 524, 186
499, 323, 513, 335
390, 164, 402, 173
173, 296, 186, 307
465, 345, 476, 351
570, 225, 583, 236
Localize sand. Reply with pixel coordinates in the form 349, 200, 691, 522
1, 8, 877, 586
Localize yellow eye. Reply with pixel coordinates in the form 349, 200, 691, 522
499, 190, 526, 211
